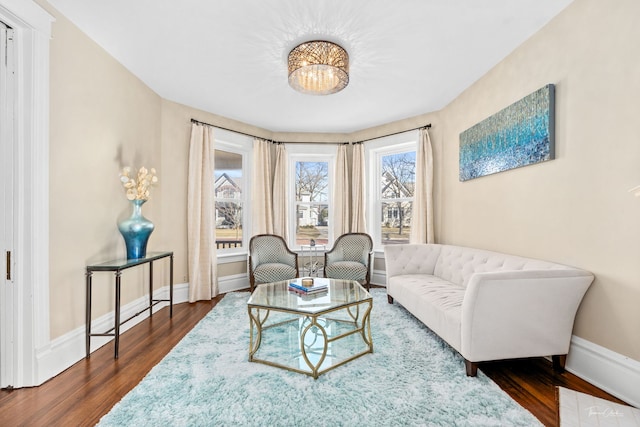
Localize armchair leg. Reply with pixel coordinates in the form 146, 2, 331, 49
552, 354, 567, 373
387, 295, 394, 304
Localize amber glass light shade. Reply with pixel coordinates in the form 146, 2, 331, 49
288, 41, 349, 95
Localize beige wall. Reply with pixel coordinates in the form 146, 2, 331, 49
41, 0, 639, 365
438, 0, 640, 361
42, 1, 164, 338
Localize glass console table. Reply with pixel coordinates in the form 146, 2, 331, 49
85, 251, 173, 358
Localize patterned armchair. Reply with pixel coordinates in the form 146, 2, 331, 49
323, 233, 373, 290
249, 234, 299, 292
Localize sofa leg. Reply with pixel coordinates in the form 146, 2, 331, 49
552, 354, 567, 373
387, 295, 394, 304
465, 360, 478, 377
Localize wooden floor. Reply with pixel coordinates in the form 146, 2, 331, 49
0, 290, 629, 427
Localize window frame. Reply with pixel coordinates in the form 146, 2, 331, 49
213, 128, 252, 261
365, 131, 418, 251
287, 144, 335, 251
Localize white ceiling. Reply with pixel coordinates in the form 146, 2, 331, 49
47, 0, 573, 134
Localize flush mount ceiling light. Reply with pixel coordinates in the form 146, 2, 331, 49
288, 40, 349, 95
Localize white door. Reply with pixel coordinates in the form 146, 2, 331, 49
0, 20, 15, 389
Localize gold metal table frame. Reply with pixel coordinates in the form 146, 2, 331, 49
247, 278, 373, 379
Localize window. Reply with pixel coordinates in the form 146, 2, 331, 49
380, 151, 415, 245
295, 161, 329, 245
288, 145, 335, 249
214, 150, 243, 249
366, 133, 417, 248
213, 129, 252, 255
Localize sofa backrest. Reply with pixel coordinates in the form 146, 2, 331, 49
434, 245, 570, 288
384, 244, 443, 277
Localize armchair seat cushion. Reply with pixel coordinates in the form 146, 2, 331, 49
324, 261, 368, 281
253, 263, 297, 284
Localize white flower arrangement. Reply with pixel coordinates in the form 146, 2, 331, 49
119, 166, 158, 201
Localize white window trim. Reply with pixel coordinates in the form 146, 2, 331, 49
213, 128, 252, 262
365, 131, 418, 251
288, 144, 335, 251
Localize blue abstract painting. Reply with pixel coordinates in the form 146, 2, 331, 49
459, 84, 555, 181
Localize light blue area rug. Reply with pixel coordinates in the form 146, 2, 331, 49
98, 290, 543, 426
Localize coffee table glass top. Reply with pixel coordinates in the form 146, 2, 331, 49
247, 278, 373, 378
247, 278, 371, 314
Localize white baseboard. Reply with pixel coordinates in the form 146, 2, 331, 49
218, 273, 250, 293
567, 335, 640, 408
371, 269, 387, 287
35, 276, 249, 385
172, 282, 190, 304
34, 277, 251, 384
35, 283, 189, 385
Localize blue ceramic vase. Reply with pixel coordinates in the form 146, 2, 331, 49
118, 199, 154, 259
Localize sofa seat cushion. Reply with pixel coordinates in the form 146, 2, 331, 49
388, 274, 465, 352
325, 261, 368, 281
253, 263, 297, 284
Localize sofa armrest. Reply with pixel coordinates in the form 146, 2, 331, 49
460, 269, 594, 362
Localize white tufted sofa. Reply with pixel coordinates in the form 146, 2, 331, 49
384, 244, 594, 376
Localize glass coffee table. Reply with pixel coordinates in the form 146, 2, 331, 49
247, 278, 373, 379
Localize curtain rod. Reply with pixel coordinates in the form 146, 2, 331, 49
190, 118, 275, 141
190, 118, 431, 144
352, 123, 431, 144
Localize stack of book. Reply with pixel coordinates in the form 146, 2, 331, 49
288, 278, 329, 296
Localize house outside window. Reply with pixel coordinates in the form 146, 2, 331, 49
214, 152, 243, 250
213, 130, 252, 255
366, 133, 417, 248
214, 168, 243, 249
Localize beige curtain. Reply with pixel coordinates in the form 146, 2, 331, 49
410, 128, 435, 244
252, 138, 274, 235
272, 143, 288, 240
351, 143, 367, 233
187, 123, 217, 301
333, 144, 350, 237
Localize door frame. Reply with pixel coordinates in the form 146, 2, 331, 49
1, 19, 15, 389
0, 0, 53, 388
